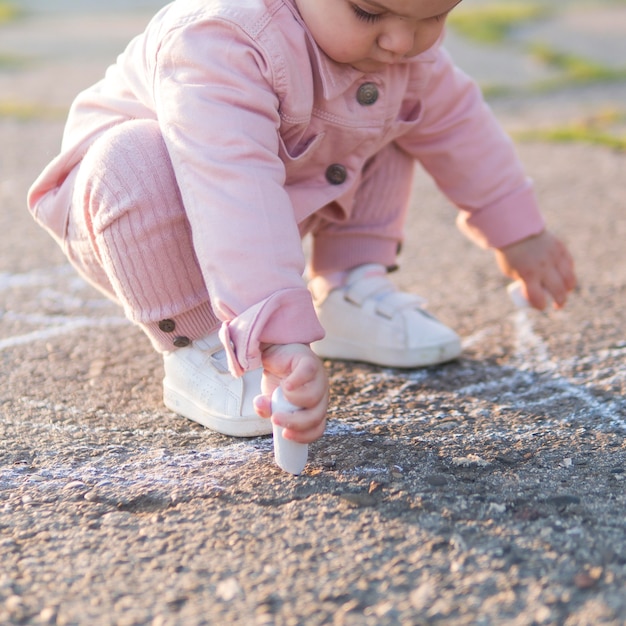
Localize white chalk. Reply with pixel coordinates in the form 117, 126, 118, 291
507, 281, 530, 308
271, 387, 308, 475
507, 281, 553, 310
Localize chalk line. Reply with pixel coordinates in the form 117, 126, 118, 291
0, 315, 129, 351
460, 308, 626, 430
0, 265, 78, 292
1, 266, 128, 351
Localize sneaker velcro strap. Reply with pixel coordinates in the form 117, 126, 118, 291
209, 352, 230, 373
375, 291, 426, 319
344, 275, 427, 319
194, 334, 231, 373
344, 274, 394, 306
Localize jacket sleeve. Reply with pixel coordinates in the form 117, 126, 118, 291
153, 19, 323, 375
396, 46, 545, 250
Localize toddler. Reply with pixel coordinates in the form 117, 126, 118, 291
28, 0, 576, 444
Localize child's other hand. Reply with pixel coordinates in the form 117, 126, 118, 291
254, 343, 328, 444
494, 230, 576, 310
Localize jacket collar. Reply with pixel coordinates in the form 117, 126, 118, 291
281, 0, 442, 100
280, 0, 364, 99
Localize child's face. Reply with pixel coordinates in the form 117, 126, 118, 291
295, 0, 462, 72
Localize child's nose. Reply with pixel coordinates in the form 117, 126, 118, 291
377, 21, 416, 57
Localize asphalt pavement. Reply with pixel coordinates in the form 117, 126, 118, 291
1, 2, 625, 625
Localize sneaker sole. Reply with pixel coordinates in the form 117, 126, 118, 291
312, 336, 462, 368
163, 380, 273, 437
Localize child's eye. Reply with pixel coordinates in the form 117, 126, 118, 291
351, 4, 382, 23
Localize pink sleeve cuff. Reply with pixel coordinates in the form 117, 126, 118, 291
218, 287, 325, 377
456, 179, 546, 249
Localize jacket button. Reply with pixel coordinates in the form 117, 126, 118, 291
357, 82, 379, 106
173, 336, 191, 348
158, 319, 176, 333
325, 164, 347, 185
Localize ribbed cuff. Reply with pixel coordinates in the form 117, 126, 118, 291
455, 180, 545, 250
219, 288, 325, 377
141, 301, 221, 353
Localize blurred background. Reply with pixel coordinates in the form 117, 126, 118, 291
1, 0, 625, 144
1, 4, 625, 625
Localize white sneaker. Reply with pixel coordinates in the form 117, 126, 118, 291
310, 264, 462, 368
162, 331, 271, 437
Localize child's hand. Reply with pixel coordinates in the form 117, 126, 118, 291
494, 230, 576, 310
254, 343, 328, 444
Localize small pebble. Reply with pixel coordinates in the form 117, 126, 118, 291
5, 595, 22, 611
425, 474, 448, 487
84, 490, 100, 502
548, 494, 580, 507
495, 454, 517, 465
368, 481, 383, 494
216, 577, 243, 602
574, 571, 600, 590
410, 581, 436, 610
339, 492, 376, 508
451, 454, 490, 468
39, 607, 57, 624
514, 507, 541, 521
63, 481, 86, 490
488, 502, 507, 514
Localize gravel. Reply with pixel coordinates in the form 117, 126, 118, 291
1, 2, 625, 624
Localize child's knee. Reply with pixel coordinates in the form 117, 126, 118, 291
78, 119, 179, 232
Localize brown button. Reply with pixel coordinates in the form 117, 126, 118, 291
158, 319, 176, 333
325, 164, 347, 185
357, 82, 379, 106
173, 336, 191, 348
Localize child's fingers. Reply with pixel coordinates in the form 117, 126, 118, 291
282, 352, 322, 390
259, 344, 329, 443
272, 406, 321, 431
521, 244, 577, 310
283, 420, 326, 444
526, 283, 550, 310
282, 360, 327, 408
547, 286, 567, 309
558, 251, 577, 292
545, 257, 577, 308
271, 382, 328, 443
275, 409, 327, 444
253, 393, 273, 419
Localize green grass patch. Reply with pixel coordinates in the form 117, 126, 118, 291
447, 2, 550, 44
480, 83, 515, 99
0, 2, 20, 24
515, 109, 626, 151
0, 52, 30, 70
480, 44, 626, 98
0, 99, 67, 121
0, 2, 25, 68
530, 43, 626, 83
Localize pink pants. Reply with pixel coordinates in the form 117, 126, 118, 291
65, 119, 414, 352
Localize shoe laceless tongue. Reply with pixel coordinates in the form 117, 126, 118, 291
345, 263, 387, 285
344, 265, 429, 316
194, 334, 228, 363
310, 264, 387, 302
212, 349, 228, 363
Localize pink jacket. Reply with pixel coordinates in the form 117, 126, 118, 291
28, 0, 544, 374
